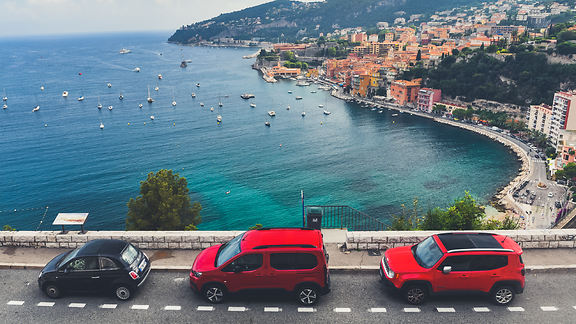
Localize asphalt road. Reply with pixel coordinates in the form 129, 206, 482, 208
1, 269, 576, 324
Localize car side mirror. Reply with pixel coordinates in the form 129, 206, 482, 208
442, 266, 452, 274
64, 268, 70, 274
233, 265, 242, 273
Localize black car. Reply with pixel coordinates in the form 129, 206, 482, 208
38, 239, 150, 300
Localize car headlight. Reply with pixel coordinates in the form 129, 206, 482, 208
192, 270, 202, 278
38, 271, 43, 279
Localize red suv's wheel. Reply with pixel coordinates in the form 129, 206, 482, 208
203, 284, 227, 304
297, 286, 320, 305
492, 286, 515, 305
404, 285, 427, 305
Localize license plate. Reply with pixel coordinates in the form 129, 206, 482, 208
139, 259, 147, 271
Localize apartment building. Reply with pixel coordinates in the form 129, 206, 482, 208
417, 88, 442, 113
527, 103, 554, 137
550, 90, 576, 146
390, 79, 421, 106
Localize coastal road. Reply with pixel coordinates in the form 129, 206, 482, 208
2, 269, 576, 324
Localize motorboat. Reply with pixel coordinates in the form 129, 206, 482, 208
311, 91, 316, 93
196, 83, 200, 87
139, 103, 143, 108
265, 121, 270, 127
286, 106, 290, 110
32, 105, 40, 112
108, 105, 113, 110
180, 61, 187, 68
107, 83, 112, 88
217, 115, 222, 122
62, 91, 68, 98
78, 96, 84, 101
392, 114, 398, 116
250, 103, 256, 108
133, 67, 140, 72
158, 74, 162, 79
319, 104, 323, 108
119, 48, 131, 54
323, 110, 331, 115
302, 112, 305, 116
295, 96, 302, 100
2, 103, 6, 109
150, 116, 154, 120
192, 93, 196, 98
268, 111, 276, 116
241, 93, 255, 99
288, 91, 292, 94
201, 103, 204, 106
210, 107, 214, 111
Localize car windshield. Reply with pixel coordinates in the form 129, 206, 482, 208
121, 244, 139, 265
216, 233, 244, 267
57, 248, 80, 267
414, 236, 444, 268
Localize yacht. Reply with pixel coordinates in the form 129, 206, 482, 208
217, 114, 222, 122
295, 96, 302, 100
286, 106, 290, 110
323, 110, 331, 115
196, 83, 200, 87
265, 121, 270, 127
78, 96, 84, 101
302, 111, 305, 116
133, 67, 140, 72
201, 103, 204, 107
250, 103, 256, 108
139, 103, 143, 108
268, 111, 276, 116
32, 105, 40, 112
150, 116, 154, 120
62, 91, 68, 98
147, 85, 154, 103
118, 48, 131, 54
107, 83, 112, 88
108, 105, 113, 110
158, 74, 162, 79
191, 93, 196, 98
100, 118, 104, 129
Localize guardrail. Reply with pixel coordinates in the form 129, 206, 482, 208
305, 205, 390, 231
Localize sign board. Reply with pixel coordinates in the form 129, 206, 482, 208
53, 213, 89, 234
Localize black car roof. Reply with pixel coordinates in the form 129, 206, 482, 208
76, 239, 129, 257
436, 233, 503, 251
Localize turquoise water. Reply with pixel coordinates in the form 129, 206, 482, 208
0, 32, 521, 231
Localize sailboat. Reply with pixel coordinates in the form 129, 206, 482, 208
32, 95, 40, 112
3, 88, 7, 101
265, 112, 270, 127
3, 102, 6, 109
97, 92, 102, 109
40, 83, 44, 90
78, 87, 84, 101
119, 88, 123, 100
218, 92, 223, 107
172, 89, 177, 106
100, 117, 104, 129
147, 85, 154, 103
155, 82, 159, 91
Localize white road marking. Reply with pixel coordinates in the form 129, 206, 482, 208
37, 302, 55, 307
334, 308, 351, 313
403, 308, 421, 313
264, 307, 281, 312
100, 304, 117, 309
369, 308, 387, 313
473, 307, 490, 312
165, 306, 181, 311
197, 306, 214, 311
174, 278, 186, 282
437, 307, 456, 313
131, 305, 149, 310
68, 303, 86, 308
298, 307, 316, 312
541, 306, 558, 311
508, 307, 525, 312
228, 306, 247, 312
7, 301, 24, 306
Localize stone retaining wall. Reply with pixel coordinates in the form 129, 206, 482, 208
346, 230, 576, 250
2, 229, 576, 250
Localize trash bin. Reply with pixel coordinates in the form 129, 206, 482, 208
306, 207, 323, 230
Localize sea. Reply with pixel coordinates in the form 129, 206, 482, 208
0, 31, 521, 231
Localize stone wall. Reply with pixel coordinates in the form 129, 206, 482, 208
2, 229, 576, 250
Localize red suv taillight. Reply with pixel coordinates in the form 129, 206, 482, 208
129, 271, 140, 280
521, 267, 525, 276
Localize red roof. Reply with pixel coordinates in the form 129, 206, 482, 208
241, 228, 323, 250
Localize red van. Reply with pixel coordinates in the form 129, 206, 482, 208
190, 228, 330, 305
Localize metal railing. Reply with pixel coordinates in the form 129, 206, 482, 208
305, 205, 391, 231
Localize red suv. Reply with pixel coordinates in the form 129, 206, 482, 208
190, 228, 330, 305
380, 232, 525, 305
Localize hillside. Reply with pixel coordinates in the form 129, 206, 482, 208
168, 0, 481, 44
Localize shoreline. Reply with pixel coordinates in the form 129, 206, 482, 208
327, 85, 530, 218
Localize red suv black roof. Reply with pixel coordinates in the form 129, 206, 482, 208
436, 233, 505, 251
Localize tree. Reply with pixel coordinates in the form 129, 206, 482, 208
126, 169, 202, 231
452, 48, 460, 56
416, 49, 422, 61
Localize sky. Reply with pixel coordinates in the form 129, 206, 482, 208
0, 0, 313, 37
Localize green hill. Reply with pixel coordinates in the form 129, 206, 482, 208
168, 0, 482, 44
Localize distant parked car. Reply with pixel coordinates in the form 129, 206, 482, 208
548, 192, 554, 198
38, 239, 150, 300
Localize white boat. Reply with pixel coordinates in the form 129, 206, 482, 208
100, 117, 104, 129
147, 85, 154, 103
62, 91, 68, 98
191, 93, 196, 98
133, 67, 140, 72
265, 121, 270, 127
119, 90, 123, 100
139, 103, 143, 108
108, 105, 113, 110
78, 96, 84, 101
288, 91, 292, 94
217, 115, 222, 122
150, 116, 154, 120
97, 92, 102, 109
155, 83, 159, 91
172, 89, 177, 106
268, 111, 276, 116
319, 104, 323, 108
323, 110, 331, 115
3, 103, 7, 109
250, 103, 256, 108
119, 48, 131, 54
311, 91, 316, 93
286, 106, 290, 110
196, 83, 200, 87
218, 92, 223, 107
201, 103, 204, 107
158, 74, 162, 79
392, 114, 398, 116
107, 83, 112, 88
210, 107, 214, 111
3, 88, 7, 101
296, 80, 311, 86
32, 105, 40, 112
40, 84, 44, 90
302, 111, 305, 116
295, 96, 302, 100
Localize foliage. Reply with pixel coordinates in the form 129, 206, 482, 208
546, 146, 557, 159
390, 192, 520, 231
249, 224, 263, 230
2, 225, 16, 231
126, 169, 202, 231
555, 162, 576, 180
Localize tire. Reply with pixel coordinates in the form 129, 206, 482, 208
44, 283, 61, 299
297, 286, 320, 305
203, 284, 226, 304
492, 285, 515, 306
403, 285, 427, 305
115, 285, 132, 301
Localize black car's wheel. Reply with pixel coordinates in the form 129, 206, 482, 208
115, 284, 132, 301
203, 284, 226, 304
492, 285, 515, 305
44, 283, 61, 299
403, 285, 427, 305
297, 286, 320, 305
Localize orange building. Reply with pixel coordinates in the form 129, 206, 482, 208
270, 62, 300, 77
352, 73, 371, 97
390, 79, 421, 106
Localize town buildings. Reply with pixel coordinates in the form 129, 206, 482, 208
390, 79, 421, 106
417, 88, 442, 113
